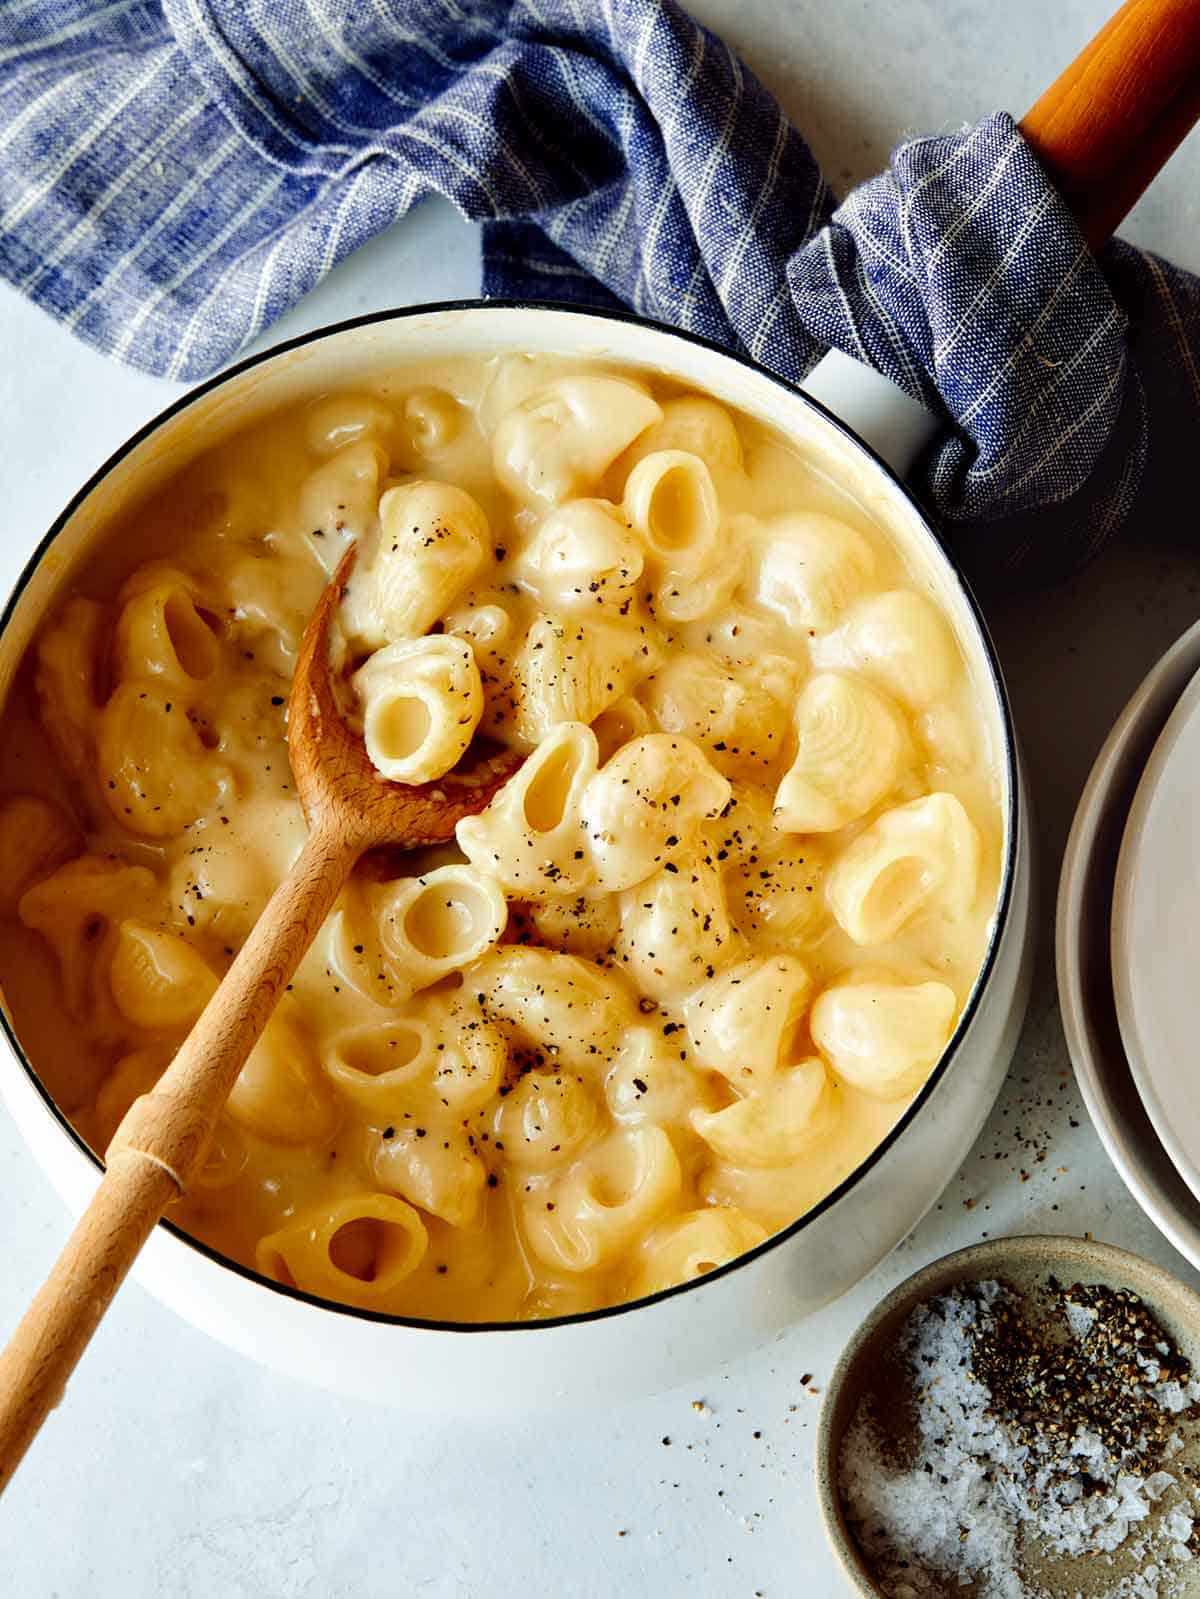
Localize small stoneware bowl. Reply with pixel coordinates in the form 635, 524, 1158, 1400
815, 1235, 1200, 1597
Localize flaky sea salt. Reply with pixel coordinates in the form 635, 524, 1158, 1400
838, 1280, 1199, 1598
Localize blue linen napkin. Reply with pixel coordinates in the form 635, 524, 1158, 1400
1, 0, 1196, 587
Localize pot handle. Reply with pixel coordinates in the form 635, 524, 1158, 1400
799, 350, 937, 477
801, 0, 1200, 477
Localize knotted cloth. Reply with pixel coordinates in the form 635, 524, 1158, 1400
3, 0, 1198, 585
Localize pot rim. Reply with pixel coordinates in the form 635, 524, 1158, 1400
0, 298, 1021, 1336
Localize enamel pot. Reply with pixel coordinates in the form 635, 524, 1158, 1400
0, 305, 1032, 1411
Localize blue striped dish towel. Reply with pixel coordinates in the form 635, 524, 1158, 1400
2, 0, 1198, 587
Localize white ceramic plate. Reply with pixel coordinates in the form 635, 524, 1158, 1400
1112, 666, 1200, 1202
1058, 620, 1200, 1267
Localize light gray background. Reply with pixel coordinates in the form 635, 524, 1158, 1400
2, 3, 1199, 1594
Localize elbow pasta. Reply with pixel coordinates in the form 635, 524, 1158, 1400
456, 719, 599, 898
352, 635, 483, 784
0, 354, 1002, 1322
825, 791, 982, 946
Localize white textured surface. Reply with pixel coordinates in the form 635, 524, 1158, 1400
4, 3, 1200, 1594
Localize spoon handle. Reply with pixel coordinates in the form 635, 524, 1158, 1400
1019, 0, 1200, 247
0, 820, 359, 1494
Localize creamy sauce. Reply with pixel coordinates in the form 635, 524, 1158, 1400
0, 355, 1002, 1320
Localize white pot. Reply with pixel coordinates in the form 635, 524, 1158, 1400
0, 305, 1032, 1411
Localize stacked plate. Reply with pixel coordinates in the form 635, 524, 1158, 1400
1058, 619, 1200, 1265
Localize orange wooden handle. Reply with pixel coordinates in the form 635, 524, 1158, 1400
1020, 0, 1200, 246
0, 821, 358, 1494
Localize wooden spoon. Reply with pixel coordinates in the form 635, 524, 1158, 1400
0, 545, 520, 1491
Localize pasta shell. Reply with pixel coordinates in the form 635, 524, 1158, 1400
623, 450, 720, 575
705, 782, 778, 870
19, 855, 159, 1028
622, 395, 744, 476
508, 614, 661, 750
643, 652, 800, 780
838, 589, 959, 711
342, 479, 489, 649
605, 1027, 712, 1127
92, 1044, 174, 1150
298, 439, 388, 546
108, 920, 218, 1031
35, 596, 107, 800
97, 682, 228, 837
497, 1071, 599, 1170
0, 794, 81, 916
581, 733, 730, 893
322, 1018, 436, 1108
614, 856, 742, 1001
422, 995, 507, 1114
725, 837, 828, 947
192, 1118, 249, 1190
752, 513, 875, 632
226, 1005, 338, 1146
514, 499, 644, 611
304, 391, 396, 457
113, 572, 222, 687
811, 976, 958, 1100
528, 892, 621, 958
632, 1207, 767, 1298
466, 945, 636, 1072
826, 791, 982, 945
773, 672, 909, 833
683, 955, 812, 1090
400, 386, 462, 458
692, 1058, 836, 1166
377, 864, 508, 991
373, 1122, 488, 1230
492, 376, 662, 504
590, 695, 651, 765
353, 635, 482, 785
456, 721, 598, 899
524, 1125, 683, 1273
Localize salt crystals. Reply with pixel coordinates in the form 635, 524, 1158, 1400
838, 1279, 1200, 1598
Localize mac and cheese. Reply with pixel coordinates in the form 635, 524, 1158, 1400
0, 354, 1002, 1321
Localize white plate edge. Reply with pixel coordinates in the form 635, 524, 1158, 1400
1057, 618, 1200, 1266
1111, 666, 1200, 1204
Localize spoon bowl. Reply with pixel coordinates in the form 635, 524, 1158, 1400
289, 543, 521, 848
